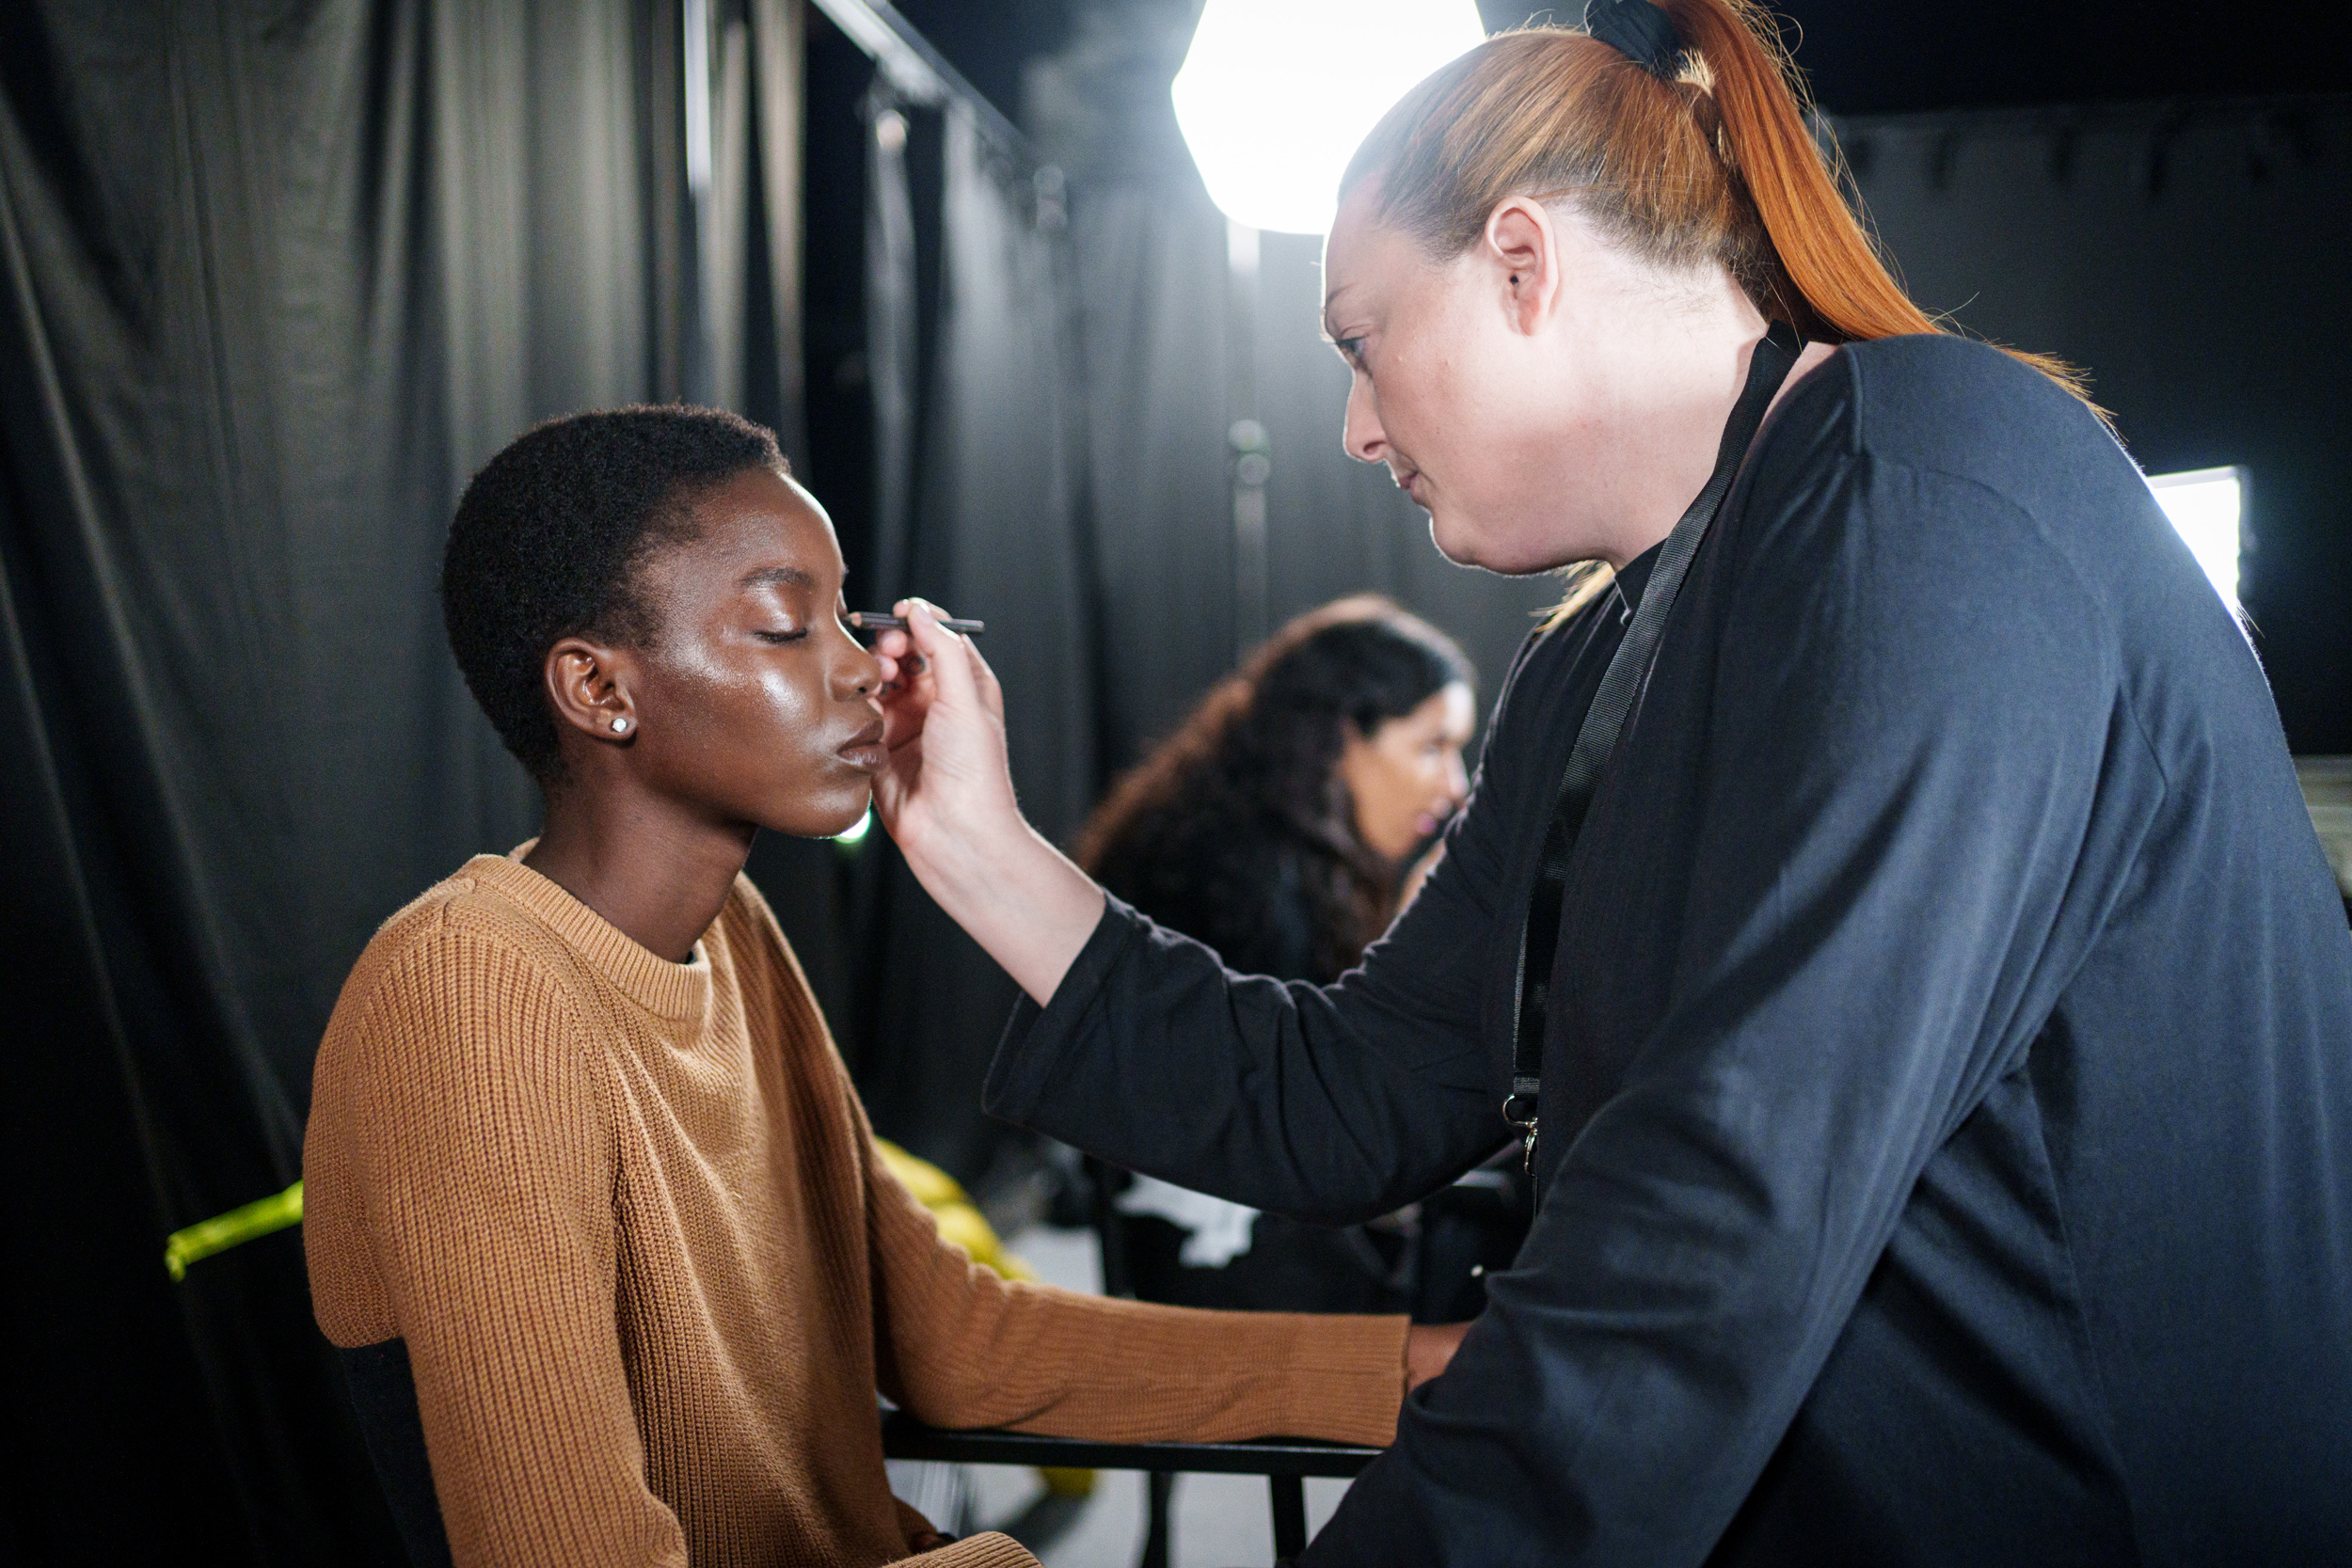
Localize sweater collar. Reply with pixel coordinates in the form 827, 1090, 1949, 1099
464, 849, 715, 1022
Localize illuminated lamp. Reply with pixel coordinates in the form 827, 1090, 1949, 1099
1171, 0, 1487, 236
2148, 467, 2246, 611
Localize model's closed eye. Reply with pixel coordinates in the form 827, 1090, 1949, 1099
755, 627, 809, 644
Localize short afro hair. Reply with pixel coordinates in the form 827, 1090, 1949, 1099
441, 404, 785, 781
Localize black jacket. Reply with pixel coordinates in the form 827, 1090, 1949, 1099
987, 338, 2352, 1565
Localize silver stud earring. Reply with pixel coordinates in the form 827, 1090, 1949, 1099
612, 717, 629, 734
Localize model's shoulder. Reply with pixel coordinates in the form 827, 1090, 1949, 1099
324, 857, 594, 1060
356, 857, 565, 971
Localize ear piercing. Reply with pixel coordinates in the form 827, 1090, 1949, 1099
611, 717, 630, 734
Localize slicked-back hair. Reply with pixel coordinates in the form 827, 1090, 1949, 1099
440, 404, 785, 782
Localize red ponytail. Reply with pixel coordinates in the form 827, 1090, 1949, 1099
1662, 0, 2089, 395
1343, 2, 2090, 402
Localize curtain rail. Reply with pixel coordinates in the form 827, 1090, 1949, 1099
805, 0, 1031, 157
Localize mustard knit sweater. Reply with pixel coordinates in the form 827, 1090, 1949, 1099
303, 852, 1407, 1567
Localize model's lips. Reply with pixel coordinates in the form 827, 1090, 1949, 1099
836, 720, 887, 772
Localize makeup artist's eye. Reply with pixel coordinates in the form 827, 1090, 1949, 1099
1335, 335, 1367, 367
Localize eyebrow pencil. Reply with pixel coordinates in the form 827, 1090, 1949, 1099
848, 611, 985, 636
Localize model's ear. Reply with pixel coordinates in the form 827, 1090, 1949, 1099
1482, 196, 1563, 336
543, 636, 641, 745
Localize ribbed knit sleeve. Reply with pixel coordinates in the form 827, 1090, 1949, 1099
330, 919, 688, 1568
898, 1532, 1041, 1567
854, 1083, 1408, 1449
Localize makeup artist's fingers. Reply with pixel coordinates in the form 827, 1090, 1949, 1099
961, 631, 1007, 723
900, 599, 980, 711
871, 626, 913, 687
876, 659, 933, 752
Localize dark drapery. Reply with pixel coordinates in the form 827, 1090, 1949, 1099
1829, 94, 2352, 751
0, 0, 805, 1557
842, 82, 1099, 1185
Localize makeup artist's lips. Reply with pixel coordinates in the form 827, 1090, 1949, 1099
836, 721, 887, 773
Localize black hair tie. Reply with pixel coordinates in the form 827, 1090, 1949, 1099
1583, 0, 1685, 77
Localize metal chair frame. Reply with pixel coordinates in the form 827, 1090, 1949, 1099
879, 1409, 1377, 1562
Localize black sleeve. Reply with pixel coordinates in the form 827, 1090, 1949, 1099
984, 631, 1557, 1224
1302, 452, 2148, 1564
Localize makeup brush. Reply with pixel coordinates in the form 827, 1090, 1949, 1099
849, 611, 985, 636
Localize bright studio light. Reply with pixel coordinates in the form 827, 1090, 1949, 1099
1171, 0, 1487, 235
2148, 467, 2246, 610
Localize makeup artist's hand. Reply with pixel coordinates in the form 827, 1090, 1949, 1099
870, 597, 1016, 840
870, 600, 1104, 1005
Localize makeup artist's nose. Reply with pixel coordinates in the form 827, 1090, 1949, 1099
1343, 374, 1387, 465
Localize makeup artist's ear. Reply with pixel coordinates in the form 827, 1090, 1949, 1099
1483, 197, 1563, 336
543, 636, 642, 746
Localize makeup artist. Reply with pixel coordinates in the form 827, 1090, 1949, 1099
869, 2, 2352, 1562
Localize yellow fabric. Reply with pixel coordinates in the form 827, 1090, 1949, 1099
872, 1142, 1039, 1285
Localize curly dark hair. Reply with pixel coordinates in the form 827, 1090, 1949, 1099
1077, 596, 1475, 983
440, 404, 785, 781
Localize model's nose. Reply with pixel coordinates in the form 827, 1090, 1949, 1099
837, 637, 882, 699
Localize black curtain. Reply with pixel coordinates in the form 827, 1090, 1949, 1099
1828, 94, 2352, 752
0, 0, 805, 1557
838, 79, 1099, 1189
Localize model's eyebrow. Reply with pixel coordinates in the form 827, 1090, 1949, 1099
739, 565, 818, 592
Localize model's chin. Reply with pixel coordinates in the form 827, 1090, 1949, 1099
759, 775, 873, 840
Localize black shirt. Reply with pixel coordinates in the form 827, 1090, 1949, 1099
987, 337, 2352, 1565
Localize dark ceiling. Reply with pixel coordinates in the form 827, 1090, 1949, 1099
891, 0, 2352, 131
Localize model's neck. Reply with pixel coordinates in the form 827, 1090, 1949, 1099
524, 786, 754, 962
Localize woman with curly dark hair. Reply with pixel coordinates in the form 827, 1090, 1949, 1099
1072, 595, 1477, 1312
1079, 595, 1474, 988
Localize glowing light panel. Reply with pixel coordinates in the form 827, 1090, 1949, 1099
834, 806, 873, 846
1171, 0, 1487, 236
2148, 467, 2245, 610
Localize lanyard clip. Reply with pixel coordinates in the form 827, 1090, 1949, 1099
1502, 1076, 1541, 1178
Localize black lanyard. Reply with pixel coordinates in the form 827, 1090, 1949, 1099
1504, 321, 1804, 1182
